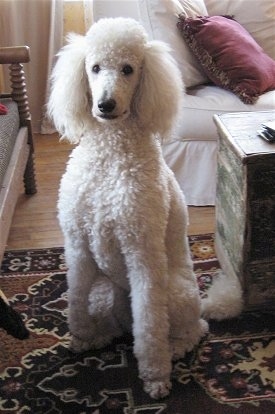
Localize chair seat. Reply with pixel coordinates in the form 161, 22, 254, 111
0, 98, 20, 188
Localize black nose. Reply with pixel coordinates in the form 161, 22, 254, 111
98, 99, 116, 113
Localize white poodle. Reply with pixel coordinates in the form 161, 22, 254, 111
48, 17, 242, 399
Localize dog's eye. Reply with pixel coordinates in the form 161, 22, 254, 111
92, 65, 100, 73
122, 65, 133, 75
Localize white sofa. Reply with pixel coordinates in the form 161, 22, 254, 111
92, 0, 275, 205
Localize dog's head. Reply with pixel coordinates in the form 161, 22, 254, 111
85, 18, 146, 124
48, 17, 184, 144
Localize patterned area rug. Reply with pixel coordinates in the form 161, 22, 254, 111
0, 234, 275, 414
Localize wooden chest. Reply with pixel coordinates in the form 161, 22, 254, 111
214, 111, 275, 310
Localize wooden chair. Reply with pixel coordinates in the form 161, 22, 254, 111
0, 46, 36, 264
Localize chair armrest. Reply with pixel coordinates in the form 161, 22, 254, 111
0, 46, 30, 64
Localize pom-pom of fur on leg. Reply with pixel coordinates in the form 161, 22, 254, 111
201, 270, 243, 320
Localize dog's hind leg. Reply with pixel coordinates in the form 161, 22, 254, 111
64, 237, 110, 353
168, 270, 208, 360
88, 276, 132, 347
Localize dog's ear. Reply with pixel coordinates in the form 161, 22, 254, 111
48, 33, 93, 144
133, 41, 184, 138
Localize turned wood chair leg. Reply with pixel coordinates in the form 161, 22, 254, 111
9, 59, 37, 195
24, 152, 37, 195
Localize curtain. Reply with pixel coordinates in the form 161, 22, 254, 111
41, 0, 94, 133
0, 0, 94, 134
0, 0, 63, 133
63, 0, 93, 35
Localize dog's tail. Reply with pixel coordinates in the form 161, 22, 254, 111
201, 270, 243, 320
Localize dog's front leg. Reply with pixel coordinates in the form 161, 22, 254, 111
126, 249, 172, 399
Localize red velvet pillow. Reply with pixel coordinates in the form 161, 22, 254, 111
177, 15, 275, 104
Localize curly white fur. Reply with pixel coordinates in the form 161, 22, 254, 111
48, 17, 242, 399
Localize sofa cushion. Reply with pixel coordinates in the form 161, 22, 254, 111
174, 87, 275, 142
177, 15, 275, 104
138, 0, 209, 87
204, 0, 275, 60
0, 98, 20, 188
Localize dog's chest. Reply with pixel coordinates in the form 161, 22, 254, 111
80, 154, 143, 214
60, 143, 161, 280
60, 141, 163, 232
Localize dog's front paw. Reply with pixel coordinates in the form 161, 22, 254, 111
69, 334, 113, 353
171, 319, 209, 361
143, 379, 171, 399
170, 338, 189, 361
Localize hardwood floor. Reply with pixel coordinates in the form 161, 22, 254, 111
7, 133, 71, 250
6, 133, 215, 250
188, 205, 215, 236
